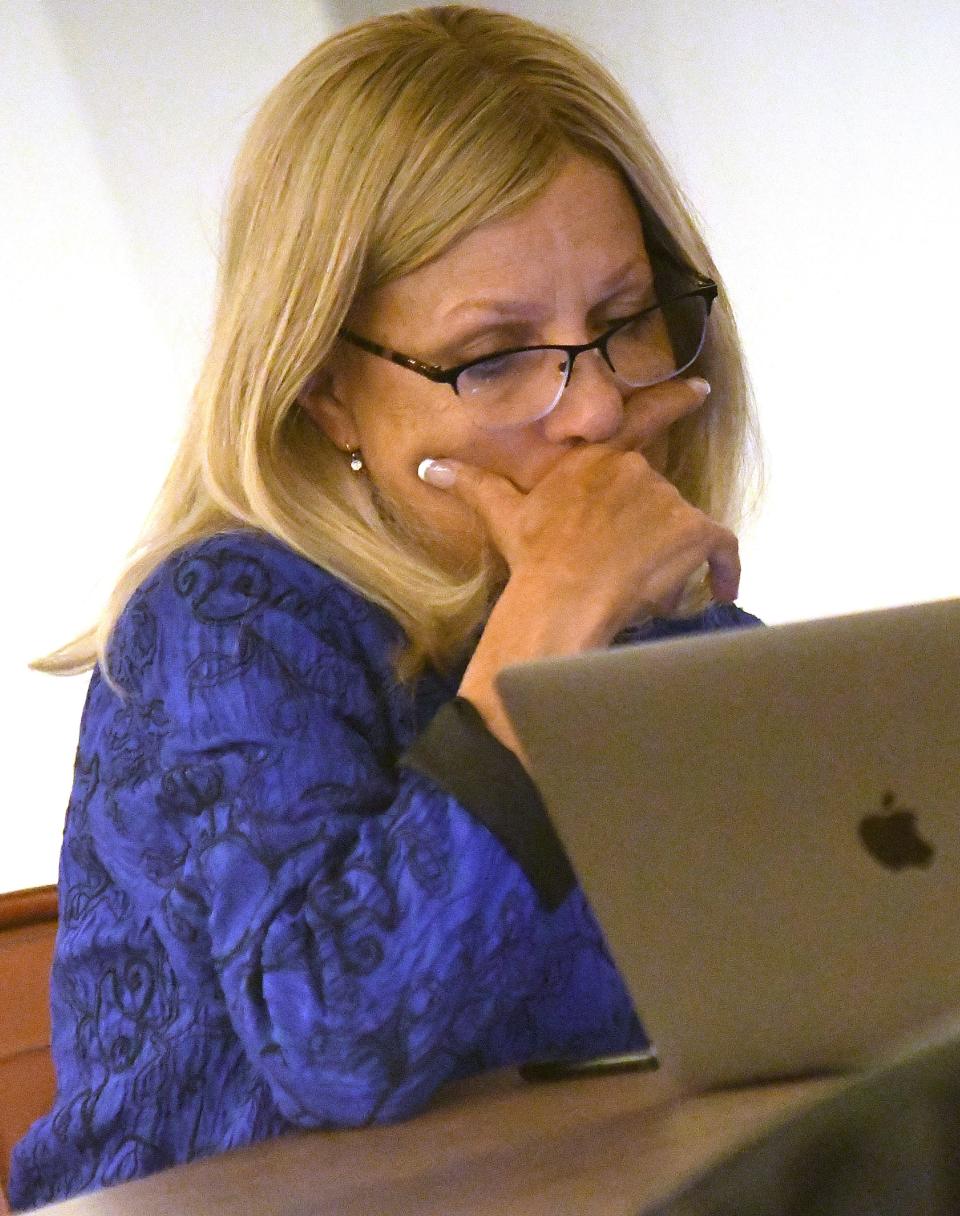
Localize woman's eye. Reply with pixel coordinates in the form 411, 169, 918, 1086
465, 353, 516, 383
606, 305, 654, 328
611, 309, 658, 336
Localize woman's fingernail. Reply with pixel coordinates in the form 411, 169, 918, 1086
686, 377, 711, 397
417, 458, 457, 488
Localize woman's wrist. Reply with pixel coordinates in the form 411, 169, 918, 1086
457, 573, 623, 759
483, 570, 621, 656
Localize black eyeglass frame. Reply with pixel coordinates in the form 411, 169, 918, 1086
340, 276, 716, 393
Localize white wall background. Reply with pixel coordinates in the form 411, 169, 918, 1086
1, 0, 332, 892
3, 1, 958, 892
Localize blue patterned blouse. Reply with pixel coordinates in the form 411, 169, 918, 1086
9, 530, 760, 1209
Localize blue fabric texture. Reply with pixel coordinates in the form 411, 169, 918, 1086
9, 530, 761, 1209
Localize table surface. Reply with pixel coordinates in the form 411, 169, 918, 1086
38, 1064, 841, 1216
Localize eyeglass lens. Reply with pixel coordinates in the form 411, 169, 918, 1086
456, 294, 709, 429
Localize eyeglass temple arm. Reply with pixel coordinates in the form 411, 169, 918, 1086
339, 329, 453, 383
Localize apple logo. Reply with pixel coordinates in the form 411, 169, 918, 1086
858, 791, 935, 870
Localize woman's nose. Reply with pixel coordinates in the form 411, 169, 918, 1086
540, 348, 624, 445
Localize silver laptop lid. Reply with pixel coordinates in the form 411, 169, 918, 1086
497, 599, 960, 1089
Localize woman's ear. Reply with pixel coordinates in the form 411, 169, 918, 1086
298, 367, 359, 452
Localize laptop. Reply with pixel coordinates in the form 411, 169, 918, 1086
495, 598, 960, 1090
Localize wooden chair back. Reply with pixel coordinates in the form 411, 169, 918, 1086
0, 885, 58, 1203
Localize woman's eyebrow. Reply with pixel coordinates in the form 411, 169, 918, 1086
431, 257, 657, 359
441, 298, 545, 326
440, 257, 655, 326
430, 317, 540, 363
596, 257, 655, 297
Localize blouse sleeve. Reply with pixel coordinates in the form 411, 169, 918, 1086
86, 545, 566, 1130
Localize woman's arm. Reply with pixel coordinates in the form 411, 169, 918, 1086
85, 540, 574, 1129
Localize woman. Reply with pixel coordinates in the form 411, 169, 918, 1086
9, 5, 761, 1207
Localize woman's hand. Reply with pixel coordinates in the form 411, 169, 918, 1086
419, 376, 740, 754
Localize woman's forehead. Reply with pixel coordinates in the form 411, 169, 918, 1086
355, 155, 652, 335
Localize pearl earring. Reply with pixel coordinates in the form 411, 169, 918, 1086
348, 449, 364, 473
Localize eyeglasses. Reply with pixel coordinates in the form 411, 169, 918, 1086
339, 277, 717, 431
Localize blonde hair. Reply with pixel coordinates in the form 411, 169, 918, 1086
37, 3, 761, 682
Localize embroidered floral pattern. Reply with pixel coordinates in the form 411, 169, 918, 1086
9, 531, 758, 1209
